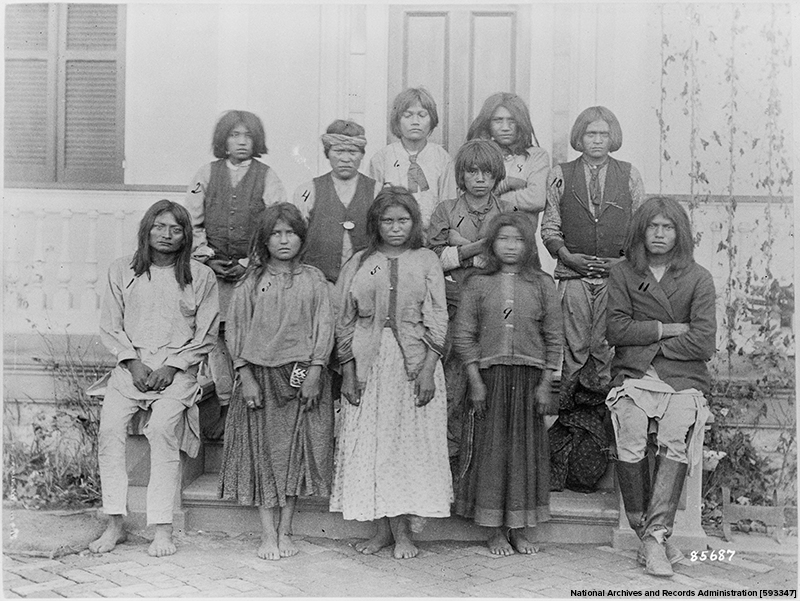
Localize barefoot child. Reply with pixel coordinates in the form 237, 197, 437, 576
369, 88, 456, 229
218, 203, 335, 560
91, 200, 219, 557
185, 110, 288, 440
427, 139, 512, 457
330, 186, 453, 559
453, 212, 561, 555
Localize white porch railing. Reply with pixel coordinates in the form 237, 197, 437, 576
3, 188, 794, 340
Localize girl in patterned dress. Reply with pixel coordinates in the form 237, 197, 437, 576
330, 186, 452, 559
218, 203, 335, 561
452, 212, 562, 556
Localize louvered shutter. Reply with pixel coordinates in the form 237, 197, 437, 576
4, 4, 57, 182
60, 4, 124, 184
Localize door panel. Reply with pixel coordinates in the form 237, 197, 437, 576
389, 5, 529, 154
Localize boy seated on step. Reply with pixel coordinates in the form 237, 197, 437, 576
89, 200, 219, 557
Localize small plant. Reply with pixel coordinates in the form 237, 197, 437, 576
3, 330, 107, 509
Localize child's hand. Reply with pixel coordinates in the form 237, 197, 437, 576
413, 365, 436, 407
124, 359, 152, 393
341, 363, 362, 406
299, 366, 323, 412
207, 258, 230, 278
146, 365, 178, 392
535, 381, 558, 415
468, 378, 488, 419
504, 176, 527, 192
447, 229, 473, 247
239, 369, 262, 409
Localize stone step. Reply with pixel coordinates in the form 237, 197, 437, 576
182, 473, 620, 544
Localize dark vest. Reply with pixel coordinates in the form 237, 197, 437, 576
204, 159, 268, 261
305, 172, 374, 283
559, 156, 632, 260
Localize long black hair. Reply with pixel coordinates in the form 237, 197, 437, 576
624, 196, 694, 274
478, 211, 544, 283
130, 199, 194, 288
358, 186, 424, 268
243, 202, 308, 283
466, 92, 540, 157
211, 110, 268, 158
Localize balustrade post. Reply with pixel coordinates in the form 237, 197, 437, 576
53, 209, 73, 311
81, 210, 100, 311
5, 207, 21, 310
29, 209, 47, 310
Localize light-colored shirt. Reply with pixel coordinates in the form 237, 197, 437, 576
100, 256, 219, 373
540, 159, 645, 279
495, 146, 551, 226
184, 158, 288, 252
369, 141, 457, 228
292, 174, 360, 267
226, 264, 334, 369
335, 248, 448, 385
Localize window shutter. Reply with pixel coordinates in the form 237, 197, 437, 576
60, 4, 123, 184
4, 4, 56, 182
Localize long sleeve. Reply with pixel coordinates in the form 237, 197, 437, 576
437, 158, 457, 205
539, 275, 563, 370
606, 264, 662, 347
499, 148, 550, 216
368, 152, 386, 188
426, 201, 462, 271
452, 280, 482, 365
164, 270, 220, 371
540, 165, 566, 257
421, 256, 448, 356
185, 163, 212, 251
629, 165, 646, 211
99, 263, 139, 365
225, 276, 256, 369
658, 269, 717, 361
264, 167, 288, 205
310, 276, 335, 365
334, 254, 361, 364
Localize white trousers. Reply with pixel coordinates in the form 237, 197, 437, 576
97, 387, 185, 525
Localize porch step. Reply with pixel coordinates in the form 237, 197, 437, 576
182, 473, 619, 543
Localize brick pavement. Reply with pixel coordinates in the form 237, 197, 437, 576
3, 530, 796, 598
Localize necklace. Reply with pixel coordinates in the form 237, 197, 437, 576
464, 194, 494, 228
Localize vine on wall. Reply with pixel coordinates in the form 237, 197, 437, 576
657, 3, 795, 510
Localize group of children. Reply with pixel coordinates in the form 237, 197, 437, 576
91, 87, 714, 578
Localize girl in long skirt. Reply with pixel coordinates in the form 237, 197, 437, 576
219, 203, 335, 560
452, 212, 562, 555
330, 186, 453, 559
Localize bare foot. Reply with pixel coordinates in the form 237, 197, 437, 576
148, 524, 176, 557
89, 516, 127, 553
508, 528, 538, 554
488, 529, 514, 556
392, 537, 418, 559
258, 535, 281, 561
278, 533, 299, 558
355, 530, 393, 555
390, 516, 418, 559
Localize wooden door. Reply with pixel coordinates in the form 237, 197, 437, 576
388, 4, 531, 154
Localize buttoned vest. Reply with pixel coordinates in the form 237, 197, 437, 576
205, 159, 268, 261
305, 172, 374, 283
559, 156, 632, 260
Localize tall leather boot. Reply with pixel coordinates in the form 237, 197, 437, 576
640, 455, 688, 577
615, 459, 651, 538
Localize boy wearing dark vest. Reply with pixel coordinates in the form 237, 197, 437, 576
540, 106, 645, 409
185, 110, 287, 440
292, 120, 375, 284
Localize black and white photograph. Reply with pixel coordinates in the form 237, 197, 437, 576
2, 0, 797, 598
